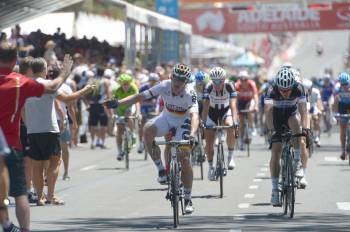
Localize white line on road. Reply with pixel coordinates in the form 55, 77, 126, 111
253, 178, 262, 182
249, 185, 259, 189
256, 173, 266, 177
244, 193, 255, 199
233, 214, 246, 220
260, 167, 269, 172
238, 203, 250, 209
324, 157, 339, 162
80, 165, 97, 171
337, 202, 350, 210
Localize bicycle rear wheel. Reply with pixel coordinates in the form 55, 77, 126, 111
197, 132, 204, 180
170, 163, 179, 228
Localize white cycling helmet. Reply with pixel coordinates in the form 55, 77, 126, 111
281, 62, 293, 69
209, 67, 226, 80
239, 70, 249, 80
276, 68, 295, 90
290, 68, 301, 83
302, 79, 313, 90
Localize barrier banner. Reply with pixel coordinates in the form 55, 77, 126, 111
180, 2, 350, 34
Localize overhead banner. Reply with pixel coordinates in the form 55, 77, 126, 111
180, 2, 350, 34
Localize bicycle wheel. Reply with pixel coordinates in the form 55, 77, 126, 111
170, 163, 179, 228
308, 131, 314, 158
217, 143, 224, 198
245, 122, 250, 157
124, 131, 130, 170
281, 151, 288, 215
197, 132, 204, 180
347, 128, 350, 166
287, 152, 295, 218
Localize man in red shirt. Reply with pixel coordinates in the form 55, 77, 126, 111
0, 42, 73, 232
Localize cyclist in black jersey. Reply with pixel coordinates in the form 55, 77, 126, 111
264, 67, 309, 206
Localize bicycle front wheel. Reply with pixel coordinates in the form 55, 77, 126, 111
217, 143, 224, 198
170, 164, 179, 228
287, 153, 295, 218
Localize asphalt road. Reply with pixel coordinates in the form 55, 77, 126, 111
7, 129, 350, 232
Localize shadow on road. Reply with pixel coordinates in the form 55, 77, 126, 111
139, 188, 167, 192
34, 213, 350, 231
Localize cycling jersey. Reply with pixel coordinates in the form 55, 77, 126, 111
335, 86, 350, 104
143, 80, 198, 117
320, 81, 335, 102
140, 83, 158, 116
307, 88, 321, 115
203, 82, 237, 125
113, 83, 139, 116
235, 79, 257, 101
265, 83, 307, 135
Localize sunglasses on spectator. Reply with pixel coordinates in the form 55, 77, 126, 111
212, 79, 224, 85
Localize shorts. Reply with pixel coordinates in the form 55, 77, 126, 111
206, 107, 231, 127
115, 106, 134, 124
58, 120, 71, 143
149, 112, 191, 141
271, 109, 298, 143
338, 103, 350, 123
88, 103, 108, 127
28, 133, 61, 161
5, 149, 27, 197
237, 99, 251, 112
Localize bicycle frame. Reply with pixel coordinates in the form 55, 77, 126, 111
240, 109, 253, 157
154, 139, 191, 228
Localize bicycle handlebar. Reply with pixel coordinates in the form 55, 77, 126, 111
203, 125, 235, 130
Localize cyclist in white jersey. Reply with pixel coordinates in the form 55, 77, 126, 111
202, 67, 238, 180
303, 79, 323, 147
104, 64, 199, 214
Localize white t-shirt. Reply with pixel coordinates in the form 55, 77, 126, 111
144, 80, 198, 117
25, 77, 62, 134
56, 83, 73, 121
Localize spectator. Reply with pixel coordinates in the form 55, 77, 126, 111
44, 40, 57, 63
24, 58, 94, 206
0, 42, 72, 232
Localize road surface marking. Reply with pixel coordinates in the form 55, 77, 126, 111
244, 193, 255, 199
233, 214, 246, 220
249, 185, 259, 189
260, 167, 269, 172
257, 173, 266, 177
80, 165, 97, 171
324, 157, 339, 162
253, 178, 262, 182
238, 203, 250, 209
337, 202, 350, 210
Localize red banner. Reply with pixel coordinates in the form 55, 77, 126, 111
180, 2, 350, 35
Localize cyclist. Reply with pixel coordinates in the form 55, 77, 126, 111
105, 63, 199, 214
113, 73, 140, 161
303, 79, 323, 147
265, 67, 309, 206
194, 71, 209, 115
202, 67, 238, 180
320, 74, 335, 133
137, 73, 160, 153
235, 70, 259, 150
333, 72, 350, 160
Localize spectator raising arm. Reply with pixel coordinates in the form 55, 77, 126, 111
44, 54, 73, 93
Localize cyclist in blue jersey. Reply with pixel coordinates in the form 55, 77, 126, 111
320, 74, 335, 133
334, 72, 350, 160
137, 73, 160, 153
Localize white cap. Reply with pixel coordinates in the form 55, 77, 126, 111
239, 70, 249, 78
104, 69, 115, 78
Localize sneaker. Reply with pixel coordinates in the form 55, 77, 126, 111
223, 167, 227, 176
295, 167, 304, 178
157, 169, 168, 184
251, 128, 257, 136
117, 152, 124, 161
208, 167, 216, 181
340, 152, 346, 161
28, 192, 38, 204
228, 157, 236, 170
299, 176, 308, 188
184, 199, 194, 214
314, 137, 321, 147
137, 143, 144, 154
215, 137, 219, 146
270, 190, 281, 206
3, 223, 21, 232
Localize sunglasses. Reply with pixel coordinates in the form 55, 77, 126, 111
279, 88, 292, 93
172, 74, 187, 83
212, 79, 224, 85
